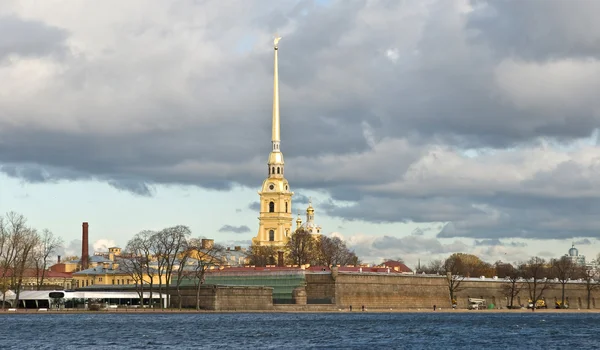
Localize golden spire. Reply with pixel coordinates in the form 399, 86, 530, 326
306, 197, 314, 214
272, 35, 281, 151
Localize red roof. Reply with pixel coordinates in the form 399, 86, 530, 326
380, 260, 413, 273
0, 268, 72, 278
306, 265, 410, 273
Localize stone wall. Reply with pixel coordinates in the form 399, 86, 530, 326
456, 279, 600, 309
171, 285, 273, 311
305, 272, 451, 309
333, 273, 451, 309
305, 273, 336, 304
306, 272, 600, 310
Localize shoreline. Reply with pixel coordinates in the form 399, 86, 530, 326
1, 308, 599, 314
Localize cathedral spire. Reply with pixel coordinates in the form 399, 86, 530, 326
272, 35, 282, 152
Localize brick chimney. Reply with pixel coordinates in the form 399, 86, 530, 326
82, 222, 89, 270
57, 255, 61, 263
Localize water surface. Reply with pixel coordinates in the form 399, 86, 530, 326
0, 312, 598, 349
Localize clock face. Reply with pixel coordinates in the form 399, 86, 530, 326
269, 184, 275, 190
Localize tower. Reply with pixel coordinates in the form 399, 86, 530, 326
300, 198, 322, 235
253, 36, 294, 247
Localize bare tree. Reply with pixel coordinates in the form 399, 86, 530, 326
0, 213, 39, 308
247, 244, 276, 267
420, 260, 444, 274
495, 262, 523, 308
173, 239, 193, 310
124, 234, 150, 306
443, 255, 466, 306
316, 236, 358, 267
187, 240, 225, 310
550, 256, 576, 308
576, 266, 600, 309
11, 226, 39, 307
32, 229, 63, 290
152, 225, 190, 308
286, 228, 315, 266
520, 257, 552, 311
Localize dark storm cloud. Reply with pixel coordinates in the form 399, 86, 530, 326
248, 201, 261, 212
573, 238, 593, 246
108, 179, 154, 197
218, 225, 251, 234
0, 15, 67, 59
2, 1, 600, 242
466, 0, 600, 61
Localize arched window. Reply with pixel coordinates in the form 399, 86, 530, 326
277, 167, 280, 174
269, 202, 275, 212
285, 202, 288, 213
269, 230, 275, 241
272, 167, 275, 174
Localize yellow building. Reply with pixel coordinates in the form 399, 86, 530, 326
72, 249, 165, 288
253, 36, 294, 248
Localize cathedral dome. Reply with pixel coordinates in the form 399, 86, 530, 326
568, 244, 578, 257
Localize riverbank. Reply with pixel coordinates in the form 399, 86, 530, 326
1, 307, 600, 314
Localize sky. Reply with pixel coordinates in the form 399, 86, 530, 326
1, 0, 600, 268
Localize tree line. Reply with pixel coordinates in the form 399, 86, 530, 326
124, 226, 229, 310
246, 228, 360, 267
0, 212, 63, 309
418, 253, 600, 310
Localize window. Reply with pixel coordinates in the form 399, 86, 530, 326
285, 202, 288, 212
112, 280, 115, 285
277, 167, 280, 174
269, 230, 275, 241
272, 167, 275, 174
98, 277, 102, 282
269, 201, 275, 212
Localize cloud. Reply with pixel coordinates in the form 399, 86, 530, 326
573, 238, 593, 246
93, 239, 117, 253
218, 225, 251, 234
0, 15, 68, 59
248, 201, 261, 212
2, 1, 600, 243
333, 231, 531, 268
474, 239, 527, 248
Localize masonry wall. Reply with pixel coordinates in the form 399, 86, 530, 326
305, 272, 451, 309
171, 285, 273, 311
305, 273, 336, 304
456, 279, 600, 309
305, 273, 600, 310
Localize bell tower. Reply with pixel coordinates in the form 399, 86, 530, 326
253, 36, 294, 247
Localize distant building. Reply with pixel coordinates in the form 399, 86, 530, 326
379, 260, 413, 273
0, 268, 73, 290
564, 243, 586, 266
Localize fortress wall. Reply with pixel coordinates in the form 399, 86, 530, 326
456, 279, 600, 309
171, 285, 273, 311
305, 273, 600, 310
331, 273, 451, 309
305, 273, 336, 303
